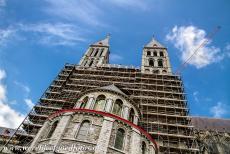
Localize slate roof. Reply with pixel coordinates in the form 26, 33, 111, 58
0, 127, 16, 137
191, 117, 230, 133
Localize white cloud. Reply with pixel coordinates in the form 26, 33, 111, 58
166, 25, 225, 68
224, 43, 230, 58
0, 69, 6, 101
210, 102, 227, 118
103, 0, 148, 10
0, 0, 6, 7
14, 81, 30, 94
19, 23, 86, 46
193, 91, 199, 102
44, 0, 104, 26
110, 53, 123, 62
44, 0, 149, 27
0, 69, 25, 128
0, 28, 15, 46
24, 99, 34, 110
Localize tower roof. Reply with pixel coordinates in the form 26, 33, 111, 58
92, 35, 110, 47
145, 36, 165, 48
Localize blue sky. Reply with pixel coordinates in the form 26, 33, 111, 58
0, 0, 229, 128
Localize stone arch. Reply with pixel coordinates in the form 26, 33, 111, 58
46, 120, 58, 138
94, 95, 106, 111
112, 99, 123, 116
76, 120, 91, 140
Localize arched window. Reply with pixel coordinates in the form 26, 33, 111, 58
47, 120, 58, 138
114, 128, 125, 150
145, 69, 150, 72
83, 60, 88, 66
142, 142, 147, 154
158, 59, 163, 67
94, 48, 99, 56
80, 96, 88, 108
99, 48, 104, 57
129, 108, 135, 123
149, 59, 154, 66
160, 51, 164, 57
153, 51, 157, 56
89, 48, 94, 56
153, 70, 159, 74
162, 70, 167, 73
147, 51, 151, 56
76, 120, 90, 140
89, 60, 94, 67
94, 95, 106, 111
112, 99, 123, 115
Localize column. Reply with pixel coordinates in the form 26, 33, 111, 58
130, 128, 141, 154
133, 115, 138, 125
96, 48, 102, 57
75, 101, 82, 108
123, 106, 129, 120
48, 114, 71, 147
27, 121, 50, 153
91, 49, 97, 57
85, 97, 94, 109
102, 48, 107, 56
94, 117, 114, 154
105, 99, 113, 112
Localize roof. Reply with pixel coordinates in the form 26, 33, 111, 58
0, 127, 16, 137
97, 84, 126, 96
92, 35, 110, 46
191, 117, 230, 133
145, 37, 165, 48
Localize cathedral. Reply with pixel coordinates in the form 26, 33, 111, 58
0, 36, 230, 154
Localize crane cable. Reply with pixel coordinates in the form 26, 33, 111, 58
175, 26, 221, 75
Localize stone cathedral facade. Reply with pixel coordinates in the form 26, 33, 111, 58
2, 36, 206, 154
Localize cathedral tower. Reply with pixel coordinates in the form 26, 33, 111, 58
141, 37, 172, 74
79, 35, 110, 67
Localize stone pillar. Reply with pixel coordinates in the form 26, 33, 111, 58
48, 114, 71, 149
134, 115, 138, 125
91, 49, 97, 57
27, 121, 50, 153
86, 59, 92, 67
123, 106, 129, 120
85, 97, 94, 109
105, 99, 113, 112
130, 128, 141, 154
102, 48, 107, 56
96, 49, 102, 57
75, 101, 82, 108
87, 48, 93, 56
94, 117, 114, 154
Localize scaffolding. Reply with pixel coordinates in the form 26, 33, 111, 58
2, 63, 199, 153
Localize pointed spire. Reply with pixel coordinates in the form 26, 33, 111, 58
145, 36, 165, 48
92, 34, 110, 47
